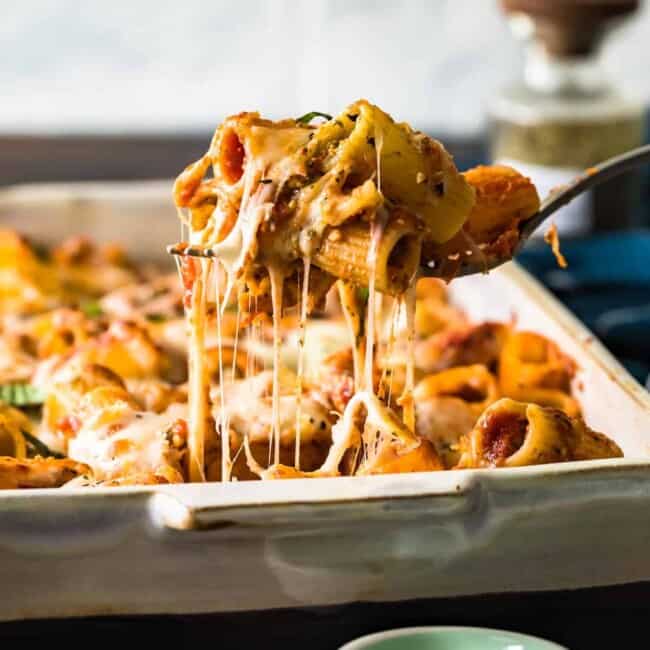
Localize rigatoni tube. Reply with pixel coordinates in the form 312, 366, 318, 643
313, 214, 422, 295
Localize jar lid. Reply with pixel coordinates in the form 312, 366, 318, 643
500, 0, 640, 56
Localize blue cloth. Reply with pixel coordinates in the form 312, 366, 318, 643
517, 230, 650, 387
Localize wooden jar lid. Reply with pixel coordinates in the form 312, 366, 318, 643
500, 0, 640, 56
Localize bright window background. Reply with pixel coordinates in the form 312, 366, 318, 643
1, 0, 649, 135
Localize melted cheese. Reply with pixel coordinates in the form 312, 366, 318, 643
294, 257, 311, 469
268, 265, 284, 465
213, 370, 332, 448
68, 402, 186, 482
186, 260, 209, 482
398, 285, 417, 431
213, 263, 231, 482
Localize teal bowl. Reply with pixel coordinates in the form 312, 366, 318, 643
339, 627, 567, 650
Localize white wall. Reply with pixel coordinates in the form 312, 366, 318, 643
1, 0, 648, 135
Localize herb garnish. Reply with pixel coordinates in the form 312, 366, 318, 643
0, 383, 45, 407
22, 430, 64, 459
80, 301, 103, 318
295, 111, 333, 124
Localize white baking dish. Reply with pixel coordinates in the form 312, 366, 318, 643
0, 181, 649, 622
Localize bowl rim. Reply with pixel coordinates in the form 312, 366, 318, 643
339, 625, 567, 650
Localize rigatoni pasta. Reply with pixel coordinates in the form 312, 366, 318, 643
414, 365, 500, 416
313, 211, 423, 295
499, 331, 580, 416
456, 398, 622, 469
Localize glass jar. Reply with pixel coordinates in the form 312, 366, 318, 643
490, 0, 645, 236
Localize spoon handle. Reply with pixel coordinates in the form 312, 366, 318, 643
519, 143, 650, 241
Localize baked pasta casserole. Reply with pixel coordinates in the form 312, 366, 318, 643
0, 100, 622, 488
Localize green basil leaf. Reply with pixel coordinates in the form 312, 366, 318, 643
0, 383, 45, 407
145, 313, 167, 323
80, 301, 103, 318
295, 111, 332, 124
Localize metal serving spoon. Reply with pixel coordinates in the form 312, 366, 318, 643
169, 143, 650, 277
440, 143, 650, 278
